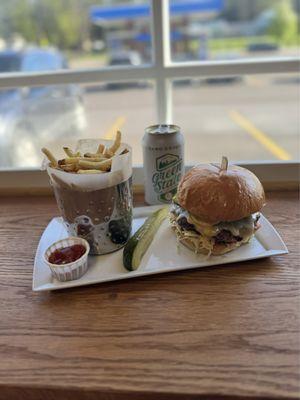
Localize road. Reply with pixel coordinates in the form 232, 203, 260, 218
45, 74, 299, 165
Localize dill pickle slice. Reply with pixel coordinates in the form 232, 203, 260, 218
123, 207, 169, 271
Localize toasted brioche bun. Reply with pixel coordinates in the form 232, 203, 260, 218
177, 164, 265, 225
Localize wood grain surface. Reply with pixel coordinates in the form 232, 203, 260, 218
0, 192, 299, 400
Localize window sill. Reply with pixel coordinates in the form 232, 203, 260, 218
0, 161, 298, 196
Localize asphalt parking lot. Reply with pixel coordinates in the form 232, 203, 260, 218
15, 73, 299, 167
72, 74, 299, 164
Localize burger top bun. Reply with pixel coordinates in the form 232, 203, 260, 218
177, 161, 265, 225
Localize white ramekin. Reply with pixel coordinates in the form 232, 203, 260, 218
44, 237, 90, 282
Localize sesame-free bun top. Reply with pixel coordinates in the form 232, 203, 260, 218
177, 164, 265, 224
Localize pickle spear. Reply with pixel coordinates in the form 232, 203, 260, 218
123, 207, 169, 271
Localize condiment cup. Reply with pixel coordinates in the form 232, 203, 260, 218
44, 237, 90, 282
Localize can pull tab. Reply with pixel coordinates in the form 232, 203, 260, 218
157, 124, 169, 134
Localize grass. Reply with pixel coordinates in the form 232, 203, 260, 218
209, 35, 277, 51
190, 35, 299, 54
67, 50, 108, 63
66, 35, 299, 65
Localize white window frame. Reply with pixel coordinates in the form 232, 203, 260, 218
0, 0, 299, 192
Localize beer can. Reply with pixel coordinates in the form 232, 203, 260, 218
142, 124, 184, 205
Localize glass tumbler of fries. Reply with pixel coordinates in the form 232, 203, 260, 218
42, 131, 133, 255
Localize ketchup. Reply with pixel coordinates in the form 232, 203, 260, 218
49, 244, 86, 265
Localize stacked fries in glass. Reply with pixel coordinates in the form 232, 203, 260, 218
42, 131, 132, 255
42, 131, 125, 174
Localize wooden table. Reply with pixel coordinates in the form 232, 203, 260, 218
0, 191, 299, 400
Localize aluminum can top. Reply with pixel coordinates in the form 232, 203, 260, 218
145, 124, 181, 136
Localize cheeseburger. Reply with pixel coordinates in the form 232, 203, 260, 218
170, 158, 265, 256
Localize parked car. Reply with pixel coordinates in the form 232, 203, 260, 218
204, 75, 243, 85
203, 53, 244, 85
172, 52, 244, 87
0, 48, 86, 167
247, 43, 279, 53
106, 51, 146, 90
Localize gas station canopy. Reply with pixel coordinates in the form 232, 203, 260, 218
90, 0, 224, 22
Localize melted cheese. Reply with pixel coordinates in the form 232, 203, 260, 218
187, 213, 258, 238
187, 214, 218, 237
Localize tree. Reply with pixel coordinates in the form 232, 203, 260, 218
222, 0, 277, 21
4, 0, 37, 42
32, 0, 83, 49
267, 0, 298, 44
0, 0, 98, 50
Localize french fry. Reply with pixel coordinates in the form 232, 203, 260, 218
97, 158, 112, 171
105, 130, 121, 156
63, 156, 105, 164
84, 152, 106, 159
42, 147, 58, 168
83, 156, 106, 162
78, 158, 112, 171
60, 164, 78, 172
77, 169, 104, 174
63, 157, 80, 165
96, 143, 105, 154
103, 148, 114, 158
63, 147, 74, 157
63, 147, 81, 157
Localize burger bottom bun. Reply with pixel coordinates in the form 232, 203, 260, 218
174, 229, 253, 256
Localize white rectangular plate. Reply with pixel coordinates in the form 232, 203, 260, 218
33, 206, 288, 291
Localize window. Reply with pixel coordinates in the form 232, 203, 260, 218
0, 1, 299, 187
0, 81, 155, 168
169, 0, 299, 62
173, 72, 299, 163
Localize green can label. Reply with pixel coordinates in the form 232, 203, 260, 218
152, 154, 183, 203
